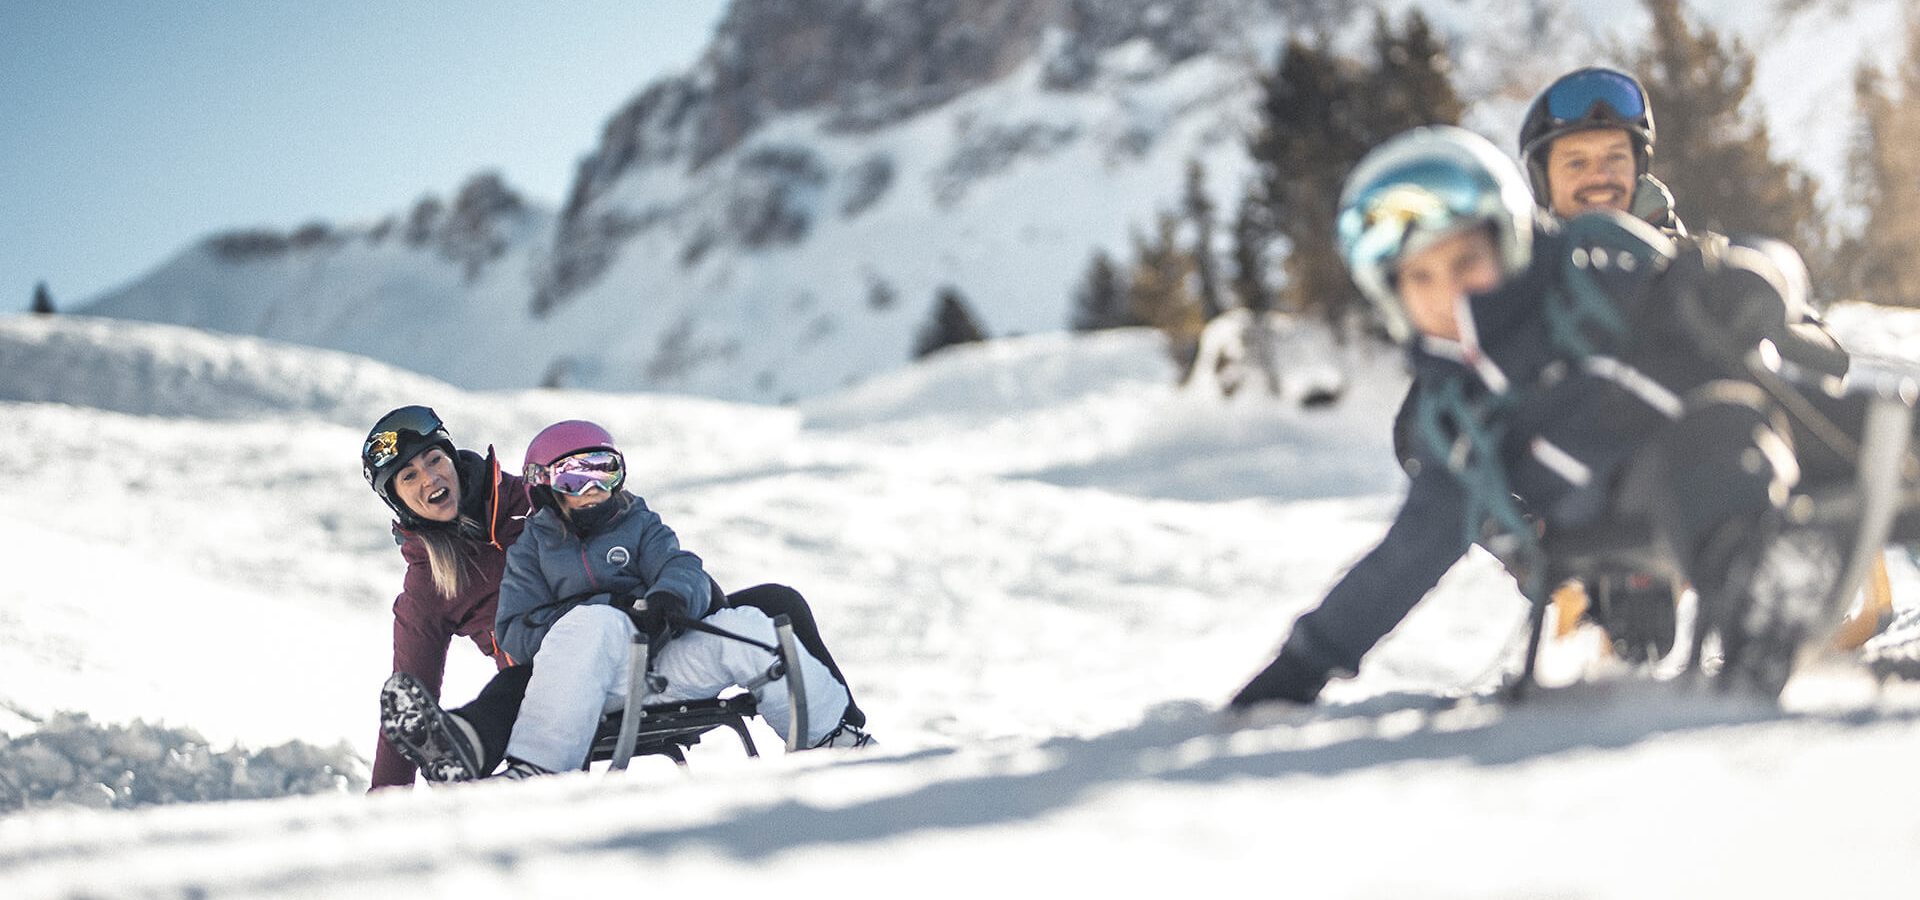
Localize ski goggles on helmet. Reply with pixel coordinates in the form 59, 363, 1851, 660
1543, 68, 1646, 126
525, 450, 625, 496
1340, 159, 1493, 282
362, 405, 446, 474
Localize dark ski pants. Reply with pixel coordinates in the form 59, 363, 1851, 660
1596, 375, 1920, 612
450, 583, 861, 770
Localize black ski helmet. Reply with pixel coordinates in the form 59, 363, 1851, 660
362, 405, 457, 526
1517, 67, 1655, 206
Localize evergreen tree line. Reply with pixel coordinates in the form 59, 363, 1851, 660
1073, 10, 1464, 370
1842, 11, 1920, 307
1071, 0, 1920, 382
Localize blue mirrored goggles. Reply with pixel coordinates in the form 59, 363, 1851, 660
1340, 161, 1491, 274
1545, 69, 1646, 124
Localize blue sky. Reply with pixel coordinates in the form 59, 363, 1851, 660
1, 2, 729, 311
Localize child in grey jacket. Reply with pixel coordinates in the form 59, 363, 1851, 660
495, 420, 869, 776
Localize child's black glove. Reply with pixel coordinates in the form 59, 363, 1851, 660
630, 593, 686, 646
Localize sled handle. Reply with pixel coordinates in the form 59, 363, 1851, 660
774, 615, 810, 752
610, 634, 652, 770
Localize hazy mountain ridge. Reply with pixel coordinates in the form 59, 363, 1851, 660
76, 0, 1902, 401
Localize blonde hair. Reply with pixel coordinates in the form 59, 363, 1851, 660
415, 516, 483, 600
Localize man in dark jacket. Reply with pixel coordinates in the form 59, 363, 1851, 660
1381, 68, 1850, 663
1514, 67, 1847, 374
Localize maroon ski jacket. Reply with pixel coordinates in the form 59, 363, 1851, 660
372, 448, 530, 789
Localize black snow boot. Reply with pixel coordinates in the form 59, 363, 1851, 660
380, 672, 486, 783
1704, 524, 1845, 700
1584, 574, 1678, 664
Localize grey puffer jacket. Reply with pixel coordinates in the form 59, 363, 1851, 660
495, 492, 714, 664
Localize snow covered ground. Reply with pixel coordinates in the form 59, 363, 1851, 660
4, 311, 1920, 898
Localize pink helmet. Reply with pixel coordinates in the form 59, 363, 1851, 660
522, 420, 623, 510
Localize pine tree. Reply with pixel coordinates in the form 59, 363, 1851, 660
1635, 0, 1827, 274
1229, 194, 1275, 314
914, 286, 988, 358
1128, 213, 1206, 373
1070, 250, 1132, 331
1243, 11, 1462, 332
1183, 159, 1225, 321
30, 281, 55, 315
1840, 16, 1920, 307
1248, 36, 1366, 327
1366, 10, 1464, 138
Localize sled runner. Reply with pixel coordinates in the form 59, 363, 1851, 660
584, 609, 813, 771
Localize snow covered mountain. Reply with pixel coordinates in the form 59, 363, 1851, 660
78, 0, 1907, 404
8, 307, 1920, 896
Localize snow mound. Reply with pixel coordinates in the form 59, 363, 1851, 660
0, 314, 454, 426
800, 329, 1174, 428
0, 712, 362, 813
1827, 301, 1920, 369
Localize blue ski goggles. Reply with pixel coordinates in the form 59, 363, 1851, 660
1544, 68, 1646, 125
1340, 159, 1495, 279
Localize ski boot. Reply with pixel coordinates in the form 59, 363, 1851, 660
380, 672, 486, 783
1587, 573, 1679, 664
812, 715, 878, 749
1712, 526, 1845, 699
495, 757, 554, 781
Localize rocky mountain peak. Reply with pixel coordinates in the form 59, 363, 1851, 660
538, 0, 1301, 315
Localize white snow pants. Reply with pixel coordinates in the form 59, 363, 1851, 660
506, 604, 851, 773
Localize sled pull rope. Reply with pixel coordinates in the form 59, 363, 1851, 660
1413, 378, 1546, 596
665, 612, 781, 654
1549, 262, 1631, 360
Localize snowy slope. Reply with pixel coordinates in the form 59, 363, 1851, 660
6, 311, 1920, 897
74, 0, 1908, 403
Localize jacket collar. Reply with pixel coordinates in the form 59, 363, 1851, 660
526, 490, 640, 541
452, 446, 505, 548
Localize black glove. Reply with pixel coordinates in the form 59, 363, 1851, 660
632, 593, 686, 646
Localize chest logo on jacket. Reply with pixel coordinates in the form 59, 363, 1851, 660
607, 546, 631, 567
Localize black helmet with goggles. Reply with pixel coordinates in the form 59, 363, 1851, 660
362, 405, 457, 525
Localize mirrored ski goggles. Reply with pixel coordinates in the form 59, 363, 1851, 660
1544, 69, 1646, 124
525, 450, 624, 496
1340, 161, 1491, 275
362, 406, 445, 471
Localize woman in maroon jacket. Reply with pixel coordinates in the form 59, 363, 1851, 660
362, 405, 533, 789
363, 406, 866, 787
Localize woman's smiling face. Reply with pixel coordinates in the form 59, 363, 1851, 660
395, 448, 460, 523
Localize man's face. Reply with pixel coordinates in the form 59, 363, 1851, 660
1395, 228, 1504, 342
1545, 128, 1636, 217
